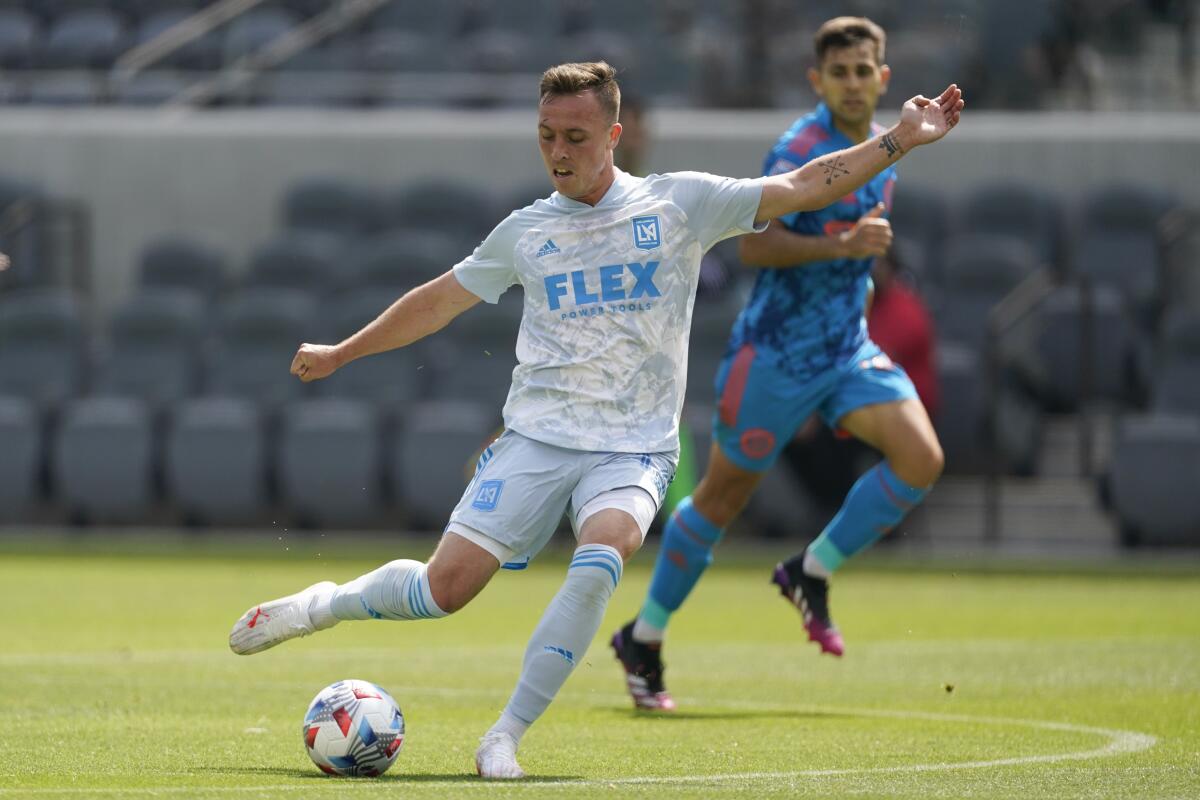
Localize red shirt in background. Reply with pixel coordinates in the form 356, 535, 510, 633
868, 280, 940, 419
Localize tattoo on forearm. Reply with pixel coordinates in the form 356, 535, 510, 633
877, 132, 904, 159
820, 156, 850, 185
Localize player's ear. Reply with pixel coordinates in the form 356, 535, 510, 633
806, 66, 822, 98
878, 63, 892, 95
609, 121, 622, 150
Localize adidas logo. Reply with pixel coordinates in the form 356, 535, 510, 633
536, 239, 561, 258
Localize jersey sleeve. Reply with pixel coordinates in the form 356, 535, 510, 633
662, 171, 768, 252
451, 212, 524, 304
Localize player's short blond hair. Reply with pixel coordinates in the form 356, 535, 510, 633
814, 17, 886, 65
539, 61, 621, 124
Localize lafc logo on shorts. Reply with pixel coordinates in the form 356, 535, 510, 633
472, 479, 504, 512
632, 215, 661, 250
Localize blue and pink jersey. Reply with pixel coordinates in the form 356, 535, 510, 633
727, 102, 897, 384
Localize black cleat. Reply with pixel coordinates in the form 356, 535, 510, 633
610, 621, 677, 711
772, 551, 845, 656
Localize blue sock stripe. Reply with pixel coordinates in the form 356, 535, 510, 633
407, 573, 422, 618
569, 554, 623, 580
570, 548, 623, 572
568, 559, 621, 587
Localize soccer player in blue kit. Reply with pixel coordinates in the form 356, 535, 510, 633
614, 18, 948, 711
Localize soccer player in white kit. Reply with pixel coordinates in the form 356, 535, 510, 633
228, 62, 963, 779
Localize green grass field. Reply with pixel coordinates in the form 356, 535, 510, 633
1, 535, 1198, 799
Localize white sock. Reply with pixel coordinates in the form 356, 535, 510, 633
487, 710, 530, 743
802, 548, 832, 580
498, 544, 623, 731
324, 559, 448, 622
631, 617, 665, 644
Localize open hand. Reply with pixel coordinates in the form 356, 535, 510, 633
899, 84, 964, 146
290, 343, 341, 382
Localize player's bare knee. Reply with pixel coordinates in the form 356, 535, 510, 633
891, 437, 944, 488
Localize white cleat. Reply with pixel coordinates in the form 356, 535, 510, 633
475, 731, 525, 779
229, 581, 336, 656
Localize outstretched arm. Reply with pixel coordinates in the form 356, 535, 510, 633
290, 269, 481, 382
754, 85, 963, 225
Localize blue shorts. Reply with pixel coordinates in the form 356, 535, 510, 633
712, 340, 917, 472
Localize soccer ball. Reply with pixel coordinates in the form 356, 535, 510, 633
302, 679, 405, 777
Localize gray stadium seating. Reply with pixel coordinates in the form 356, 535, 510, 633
391, 400, 500, 528
222, 8, 297, 65
1031, 284, 1134, 410
94, 288, 205, 410
53, 396, 153, 522
133, 10, 220, 71
282, 177, 375, 238
383, 180, 493, 241
277, 398, 382, 527
0, 395, 39, 521
887, 186, 949, 280
111, 70, 189, 106
345, 229, 463, 291
0, 9, 37, 69
1110, 413, 1200, 546
933, 234, 1039, 353
207, 288, 317, 408
960, 183, 1064, 271
166, 397, 266, 524
0, 174, 42, 289
314, 289, 429, 407
0, 288, 85, 409
244, 230, 350, 294
41, 9, 126, 69
1152, 309, 1200, 414
138, 235, 228, 302
360, 29, 432, 72
25, 72, 101, 105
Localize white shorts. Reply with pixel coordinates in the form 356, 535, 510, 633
445, 430, 677, 569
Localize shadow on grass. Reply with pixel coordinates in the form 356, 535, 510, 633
604, 708, 857, 722
196, 766, 581, 782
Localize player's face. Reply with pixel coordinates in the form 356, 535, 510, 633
538, 90, 622, 206
808, 42, 890, 128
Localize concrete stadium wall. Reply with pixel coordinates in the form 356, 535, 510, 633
0, 108, 1198, 314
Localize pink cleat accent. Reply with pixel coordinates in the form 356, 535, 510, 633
772, 564, 845, 657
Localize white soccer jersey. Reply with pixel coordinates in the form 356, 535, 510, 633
452, 168, 765, 453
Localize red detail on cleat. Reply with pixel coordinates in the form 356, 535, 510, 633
352, 688, 381, 700
318, 763, 338, 775
305, 726, 319, 749
385, 736, 403, 757
332, 707, 352, 737
247, 607, 269, 628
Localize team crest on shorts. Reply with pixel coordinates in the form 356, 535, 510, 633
632, 215, 661, 250
471, 479, 504, 511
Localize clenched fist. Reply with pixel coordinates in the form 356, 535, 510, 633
290, 343, 342, 382
838, 203, 893, 259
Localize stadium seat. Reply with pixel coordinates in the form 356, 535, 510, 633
41, 9, 126, 69
382, 180, 494, 241
360, 29, 432, 72
1151, 308, 1200, 413
369, 1, 463, 37
391, 400, 500, 528
1162, 209, 1200, 315
0, 288, 85, 410
53, 396, 154, 522
243, 230, 350, 294
207, 288, 317, 409
886, 185, 950, 281
1110, 413, 1200, 546
345, 229, 464, 291
0, 9, 38, 69
435, 289, 522, 408
93, 288, 205, 411
0, 174, 42, 290
282, 176, 376, 239
314, 289, 429, 407
0, 395, 39, 521
933, 234, 1039, 352
1029, 284, 1135, 410
138, 235, 228, 303
166, 396, 267, 524
222, 8, 297, 64
257, 71, 365, 108
277, 398, 382, 527
959, 182, 1065, 271
133, 10, 221, 71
